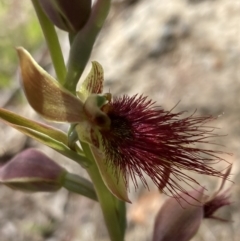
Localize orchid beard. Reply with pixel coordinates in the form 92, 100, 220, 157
98, 94, 226, 197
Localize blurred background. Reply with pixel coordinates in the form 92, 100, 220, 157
0, 0, 239, 240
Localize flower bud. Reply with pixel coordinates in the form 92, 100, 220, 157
152, 181, 232, 241
152, 189, 204, 241
0, 149, 67, 192
38, 0, 92, 32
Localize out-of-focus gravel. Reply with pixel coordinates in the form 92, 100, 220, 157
0, 0, 239, 240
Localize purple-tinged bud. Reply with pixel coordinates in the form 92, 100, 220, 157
38, 0, 92, 32
152, 189, 204, 241
152, 171, 232, 241
0, 149, 67, 192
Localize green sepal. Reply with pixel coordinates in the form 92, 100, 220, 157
0, 108, 89, 167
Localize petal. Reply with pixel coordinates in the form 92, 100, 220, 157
216, 164, 232, 195
75, 121, 93, 145
75, 124, 130, 202
17, 47, 86, 123
91, 146, 131, 203
152, 189, 204, 241
206, 164, 232, 202
204, 188, 231, 221
77, 61, 104, 102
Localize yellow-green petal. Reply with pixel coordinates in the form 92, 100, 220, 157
91, 146, 131, 203
17, 47, 86, 123
76, 125, 130, 202
77, 61, 104, 102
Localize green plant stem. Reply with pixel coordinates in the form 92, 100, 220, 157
63, 0, 111, 93
31, 0, 66, 84
63, 173, 98, 201
32, 0, 125, 239
81, 142, 125, 241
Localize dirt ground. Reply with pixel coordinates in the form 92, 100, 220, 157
0, 0, 240, 240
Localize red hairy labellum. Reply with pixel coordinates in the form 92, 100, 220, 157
99, 94, 228, 197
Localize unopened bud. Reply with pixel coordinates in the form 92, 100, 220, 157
152, 189, 204, 241
38, 0, 92, 32
0, 149, 67, 192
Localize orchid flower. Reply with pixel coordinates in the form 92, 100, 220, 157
15, 47, 228, 202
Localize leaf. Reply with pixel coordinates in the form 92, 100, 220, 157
17, 47, 86, 123
77, 61, 104, 102
0, 108, 89, 167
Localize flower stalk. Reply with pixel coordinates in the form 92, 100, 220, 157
30, 1, 126, 240
63, 172, 98, 201
31, 0, 66, 84
64, 0, 111, 93
81, 141, 126, 241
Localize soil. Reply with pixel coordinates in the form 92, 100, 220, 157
0, 0, 239, 240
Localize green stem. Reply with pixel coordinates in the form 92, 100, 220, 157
32, 1, 125, 239
63, 172, 98, 201
81, 142, 125, 241
31, 0, 66, 84
64, 0, 111, 93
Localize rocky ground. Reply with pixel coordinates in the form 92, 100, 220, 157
0, 0, 240, 240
